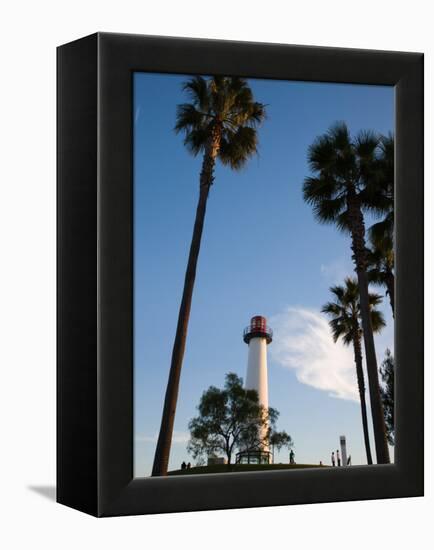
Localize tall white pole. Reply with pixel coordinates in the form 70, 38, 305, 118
340, 435, 348, 466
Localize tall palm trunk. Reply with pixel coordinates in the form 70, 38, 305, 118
352, 330, 373, 465
348, 191, 390, 464
152, 132, 221, 477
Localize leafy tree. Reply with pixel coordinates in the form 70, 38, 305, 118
152, 77, 266, 476
269, 430, 293, 462
187, 373, 290, 466
322, 277, 385, 464
303, 122, 390, 463
380, 349, 395, 446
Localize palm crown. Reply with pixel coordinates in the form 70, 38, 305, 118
322, 277, 385, 345
303, 122, 385, 231
175, 76, 266, 170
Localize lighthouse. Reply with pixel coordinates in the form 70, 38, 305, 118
237, 316, 273, 465
243, 315, 273, 410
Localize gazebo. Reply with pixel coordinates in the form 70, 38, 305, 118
235, 449, 271, 465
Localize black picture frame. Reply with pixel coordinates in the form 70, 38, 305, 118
57, 32, 424, 517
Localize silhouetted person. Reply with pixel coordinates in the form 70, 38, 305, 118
337, 450, 341, 467
289, 450, 295, 464
181, 461, 186, 470
319, 461, 323, 466
187, 462, 191, 469
331, 452, 335, 466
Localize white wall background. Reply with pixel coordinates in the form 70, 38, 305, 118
0, 1, 432, 547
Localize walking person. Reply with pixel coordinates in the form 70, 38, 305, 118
331, 451, 335, 466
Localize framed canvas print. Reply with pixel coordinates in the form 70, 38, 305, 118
57, 33, 423, 517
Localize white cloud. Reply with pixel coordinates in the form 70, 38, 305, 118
135, 431, 190, 444
270, 307, 359, 402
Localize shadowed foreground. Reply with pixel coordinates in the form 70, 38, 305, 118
168, 464, 326, 476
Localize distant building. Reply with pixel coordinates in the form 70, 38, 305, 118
340, 435, 348, 466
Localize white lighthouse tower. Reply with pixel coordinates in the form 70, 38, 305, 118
244, 315, 272, 409
238, 315, 273, 464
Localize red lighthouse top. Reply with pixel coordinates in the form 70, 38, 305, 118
243, 315, 273, 344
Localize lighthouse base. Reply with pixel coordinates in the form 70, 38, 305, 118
235, 450, 271, 465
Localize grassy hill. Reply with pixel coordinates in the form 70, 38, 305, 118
168, 463, 326, 476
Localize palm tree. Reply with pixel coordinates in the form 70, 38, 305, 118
322, 277, 385, 465
303, 122, 390, 463
366, 237, 394, 316
152, 77, 266, 476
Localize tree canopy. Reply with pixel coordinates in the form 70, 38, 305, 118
175, 76, 266, 171
322, 277, 385, 345
187, 373, 291, 465
302, 122, 387, 232
380, 349, 395, 446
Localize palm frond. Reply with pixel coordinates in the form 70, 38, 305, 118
307, 135, 336, 173
367, 266, 386, 286
227, 101, 266, 128
303, 175, 348, 228
315, 197, 347, 227
302, 176, 336, 203
219, 126, 258, 170
343, 277, 359, 297
182, 76, 210, 111
328, 284, 346, 302
321, 301, 343, 317
368, 212, 394, 247
329, 319, 349, 342
328, 122, 352, 149
322, 276, 385, 348
174, 104, 207, 134
370, 309, 386, 332
368, 291, 383, 307
354, 130, 379, 160
183, 127, 211, 155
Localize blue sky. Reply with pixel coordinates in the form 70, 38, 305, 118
133, 72, 394, 477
